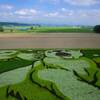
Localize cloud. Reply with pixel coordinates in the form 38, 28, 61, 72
64, 0, 100, 6
40, 0, 100, 6
39, 0, 60, 4
0, 12, 14, 19
43, 9, 100, 23
45, 12, 59, 17
61, 8, 67, 12
44, 11, 67, 18
1, 9, 100, 19
0, 6, 100, 25
15, 9, 37, 16
0, 4, 13, 10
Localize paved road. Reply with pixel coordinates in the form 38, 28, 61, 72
0, 33, 100, 49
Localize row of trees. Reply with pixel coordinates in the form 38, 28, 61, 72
93, 25, 100, 33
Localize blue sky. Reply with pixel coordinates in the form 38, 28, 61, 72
0, 0, 100, 25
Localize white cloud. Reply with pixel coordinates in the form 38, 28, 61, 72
0, 4, 13, 10
40, 0, 100, 6
40, 0, 60, 4
45, 12, 59, 17
61, 8, 67, 12
15, 9, 37, 16
0, 12, 13, 18
1, 8, 100, 20
75, 9, 100, 17
44, 11, 66, 18
64, 0, 100, 6
18, 16, 33, 19
0, 6, 100, 25
42, 8, 100, 21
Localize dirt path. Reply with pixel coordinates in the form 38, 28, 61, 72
0, 33, 100, 49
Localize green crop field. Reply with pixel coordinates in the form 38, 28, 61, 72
0, 26, 93, 33
0, 49, 100, 100
27, 26, 93, 33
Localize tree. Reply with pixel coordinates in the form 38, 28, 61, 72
93, 25, 100, 33
30, 26, 34, 30
10, 29, 13, 32
0, 26, 4, 32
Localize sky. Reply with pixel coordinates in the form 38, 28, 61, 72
0, 0, 100, 25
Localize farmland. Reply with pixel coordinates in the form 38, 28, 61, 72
0, 22, 93, 33
3, 26, 93, 33
0, 49, 100, 100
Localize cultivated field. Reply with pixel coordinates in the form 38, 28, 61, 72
1, 26, 93, 33
0, 49, 100, 100
0, 33, 100, 49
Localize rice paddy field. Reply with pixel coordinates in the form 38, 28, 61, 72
0, 49, 100, 100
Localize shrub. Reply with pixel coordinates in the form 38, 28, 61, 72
93, 25, 100, 33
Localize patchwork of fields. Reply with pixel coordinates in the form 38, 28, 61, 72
0, 49, 100, 100
1, 26, 93, 33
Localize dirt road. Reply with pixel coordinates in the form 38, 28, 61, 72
0, 33, 100, 49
